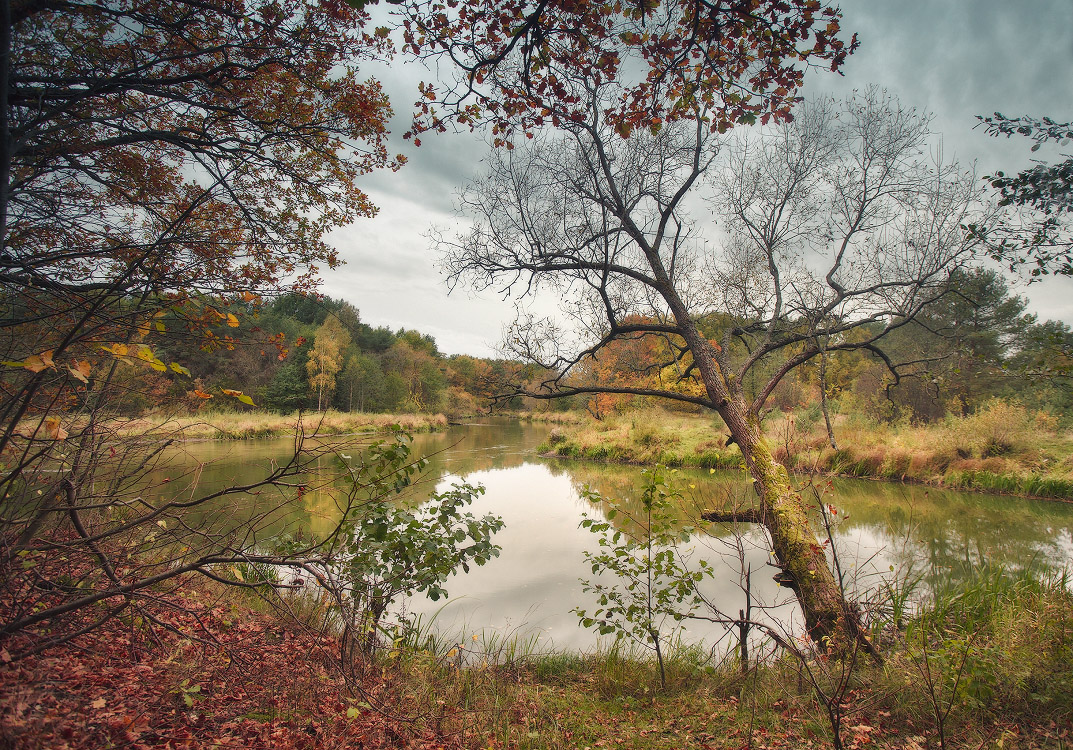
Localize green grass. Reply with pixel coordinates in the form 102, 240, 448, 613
370, 563, 1073, 749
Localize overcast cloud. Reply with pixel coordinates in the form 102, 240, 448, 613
322, 0, 1073, 357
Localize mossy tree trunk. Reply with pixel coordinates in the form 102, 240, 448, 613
673, 316, 855, 648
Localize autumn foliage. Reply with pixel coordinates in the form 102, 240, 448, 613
393, 0, 857, 144
0, 577, 461, 750
0, 0, 408, 652
2, 0, 398, 404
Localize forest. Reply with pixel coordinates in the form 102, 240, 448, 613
137, 291, 525, 417
2, 0, 1072, 748
90, 267, 1072, 427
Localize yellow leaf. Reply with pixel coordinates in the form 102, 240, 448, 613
231, 565, 244, 582
169, 362, 191, 377
221, 389, 255, 406
24, 352, 55, 373
102, 343, 128, 357
44, 416, 68, 441
69, 360, 91, 383
23, 355, 45, 372
226, 313, 240, 328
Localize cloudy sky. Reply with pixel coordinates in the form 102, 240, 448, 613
323, 0, 1073, 357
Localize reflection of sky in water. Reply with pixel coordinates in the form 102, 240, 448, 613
150, 421, 1073, 652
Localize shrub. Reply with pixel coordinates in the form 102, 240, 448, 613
945, 399, 1033, 459
328, 437, 504, 658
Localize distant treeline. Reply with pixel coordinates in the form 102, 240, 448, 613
120, 268, 1070, 423
130, 293, 548, 416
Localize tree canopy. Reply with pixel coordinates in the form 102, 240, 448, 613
390, 0, 857, 144
0, 0, 402, 652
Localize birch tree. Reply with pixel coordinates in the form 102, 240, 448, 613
307, 316, 352, 411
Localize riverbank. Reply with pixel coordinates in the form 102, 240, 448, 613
3, 570, 1070, 749
539, 404, 1073, 500
73, 410, 448, 441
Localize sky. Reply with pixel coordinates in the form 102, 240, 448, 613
323, 0, 1073, 357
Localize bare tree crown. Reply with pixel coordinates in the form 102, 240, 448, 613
440, 89, 989, 418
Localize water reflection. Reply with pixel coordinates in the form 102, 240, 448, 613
148, 420, 1073, 651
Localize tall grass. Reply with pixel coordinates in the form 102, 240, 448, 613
103, 410, 448, 440
545, 402, 1073, 499
871, 561, 1073, 744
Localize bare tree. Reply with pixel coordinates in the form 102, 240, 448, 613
439, 89, 987, 648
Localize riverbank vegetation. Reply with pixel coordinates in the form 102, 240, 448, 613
4, 562, 1071, 749
540, 400, 1073, 499
106, 410, 448, 441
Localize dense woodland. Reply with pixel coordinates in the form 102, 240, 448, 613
133, 292, 527, 417
113, 264, 1071, 428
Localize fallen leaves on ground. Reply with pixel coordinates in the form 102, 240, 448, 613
0, 582, 459, 750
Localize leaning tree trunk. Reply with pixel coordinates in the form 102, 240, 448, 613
674, 323, 868, 652
717, 398, 850, 647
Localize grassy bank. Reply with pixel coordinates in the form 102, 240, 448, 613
94, 410, 449, 440
540, 403, 1073, 500
4, 565, 1071, 749
517, 410, 588, 426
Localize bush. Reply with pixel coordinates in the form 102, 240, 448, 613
327, 436, 504, 658
945, 399, 1033, 459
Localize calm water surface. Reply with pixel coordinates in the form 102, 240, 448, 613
155, 419, 1073, 651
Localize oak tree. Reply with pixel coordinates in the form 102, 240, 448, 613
389, 0, 857, 143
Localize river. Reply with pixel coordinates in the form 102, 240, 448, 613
154, 418, 1073, 653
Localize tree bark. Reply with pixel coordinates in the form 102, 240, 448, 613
670, 310, 855, 649
819, 351, 837, 450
